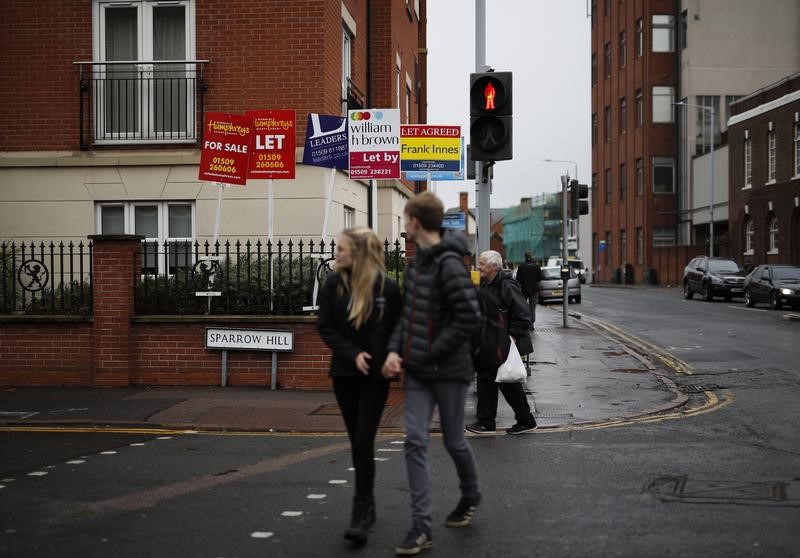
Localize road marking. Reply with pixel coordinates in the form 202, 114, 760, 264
28, 471, 48, 477
328, 479, 347, 484
374, 457, 390, 461
250, 532, 274, 539
100, 451, 117, 455
307, 494, 326, 499
728, 305, 767, 312
377, 448, 402, 452
66, 460, 86, 465
83, 440, 350, 515
130, 443, 146, 447
156, 436, 173, 440
281, 511, 302, 517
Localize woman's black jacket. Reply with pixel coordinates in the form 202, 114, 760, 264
317, 272, 402, 382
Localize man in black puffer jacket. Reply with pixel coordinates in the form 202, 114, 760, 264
382, 192, 481, 556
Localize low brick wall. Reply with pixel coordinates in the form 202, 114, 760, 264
0, 235, 335, 389
0, 318, 93, 385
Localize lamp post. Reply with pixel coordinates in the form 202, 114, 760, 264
674, 101, 715, 257
542, 158, 579, 254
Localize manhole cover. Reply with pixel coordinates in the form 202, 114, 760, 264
645, 476, 799, 507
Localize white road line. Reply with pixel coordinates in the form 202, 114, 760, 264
281, 511, 303, 517
130, 443, 146, 447
2, 478, 14, 482
100, 451, 117, 455
377, 448, 402, 452
66, 460, 86, 465
347, 467, 355, 471
328, 479, 347, 484
390, 440, 404, 444
0, 485, 5, 489
28, 471, 48, 477
374, 457, 390, 462
250, 531, 274, 539
156, 436, 173, 440
307, 494, 326, 499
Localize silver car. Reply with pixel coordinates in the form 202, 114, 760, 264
538, 266, 581, 304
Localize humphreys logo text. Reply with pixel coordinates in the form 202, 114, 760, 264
207, 120, 251, 136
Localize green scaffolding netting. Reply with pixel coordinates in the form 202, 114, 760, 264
503, 193, 563, 264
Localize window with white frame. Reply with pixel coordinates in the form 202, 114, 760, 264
694, 95, 720, 155
795, 122, 800, 176
652, 227, 676, 247
652, 15, 674, 52
343, 206, 354, 229
744, 137, 752, 187
93, 0, 195, 142
744, 219, 754, 255
342, 28, 352, 115
652, 86, 674, 123
767, 130, 776, 182
768, 216, 779, 253
97, 201, 194, 274
653, 157, 675, 193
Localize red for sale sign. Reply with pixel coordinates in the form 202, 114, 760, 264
198, 113, 253, 185
247, 110, 296, 179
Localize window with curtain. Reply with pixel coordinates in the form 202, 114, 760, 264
619, 31, 627, 67
591, 53, 597, 86
592, 113, 598, 145
95, 0, 194, 142
619, 98, 627, 133
604, 42, 611, 78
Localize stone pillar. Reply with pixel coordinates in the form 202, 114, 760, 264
89, 234, 143, 386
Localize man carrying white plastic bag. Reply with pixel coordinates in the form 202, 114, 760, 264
466, 250, 537, 435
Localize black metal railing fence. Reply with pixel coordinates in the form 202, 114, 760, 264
0, 241, 93, 315
134, 238, 405, 315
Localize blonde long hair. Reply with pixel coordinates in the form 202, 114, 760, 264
337, 227, 386, 329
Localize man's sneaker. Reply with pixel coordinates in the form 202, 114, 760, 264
445, 493, 481, 527
395, 525, 433, 556
465, 422, 496, 434
506, 422, 537, 435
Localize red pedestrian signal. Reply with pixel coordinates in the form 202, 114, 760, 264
470, 72, 512, 161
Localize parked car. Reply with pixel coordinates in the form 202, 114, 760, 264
743, 264, 800, 310
546, 257, 588, 283
682, 256, 746, 301
539, 266, 581, 304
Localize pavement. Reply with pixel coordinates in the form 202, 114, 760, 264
0, 305, 690, 434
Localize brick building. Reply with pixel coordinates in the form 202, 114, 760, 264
0, 0, 428, 388
591, 0, 800, 284
0, 0, 427, 246
728, 73, 800, 265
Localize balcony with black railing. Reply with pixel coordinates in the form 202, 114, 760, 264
75, 60, 208, 149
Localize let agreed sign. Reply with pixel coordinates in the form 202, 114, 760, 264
400, 125, 461, 173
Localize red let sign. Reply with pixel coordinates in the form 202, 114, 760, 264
247, 110, 296, 180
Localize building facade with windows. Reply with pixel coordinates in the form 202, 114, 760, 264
728, 72, 800, 266
591, 0, 800, 283
0, 0, 426, 256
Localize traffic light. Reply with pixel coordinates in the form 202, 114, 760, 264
469, 71, 512, 161
569, 179, 589, 218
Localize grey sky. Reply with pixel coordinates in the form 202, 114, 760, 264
426, 0, 592, 211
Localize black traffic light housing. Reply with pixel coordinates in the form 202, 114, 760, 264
569, 179, 589, 218
469, 71, 512, 161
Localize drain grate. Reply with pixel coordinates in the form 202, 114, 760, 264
534, 328, 557, 334
645, 475, 799, 507
677, 384, 721, 394
534, 412, 574, 419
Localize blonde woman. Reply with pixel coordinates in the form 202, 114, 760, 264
317, 227, 402, 547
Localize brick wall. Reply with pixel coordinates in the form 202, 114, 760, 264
0, 235, 336, 389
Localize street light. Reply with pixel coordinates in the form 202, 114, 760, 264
542, 158, 578, 184
674, 101, 715, 257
